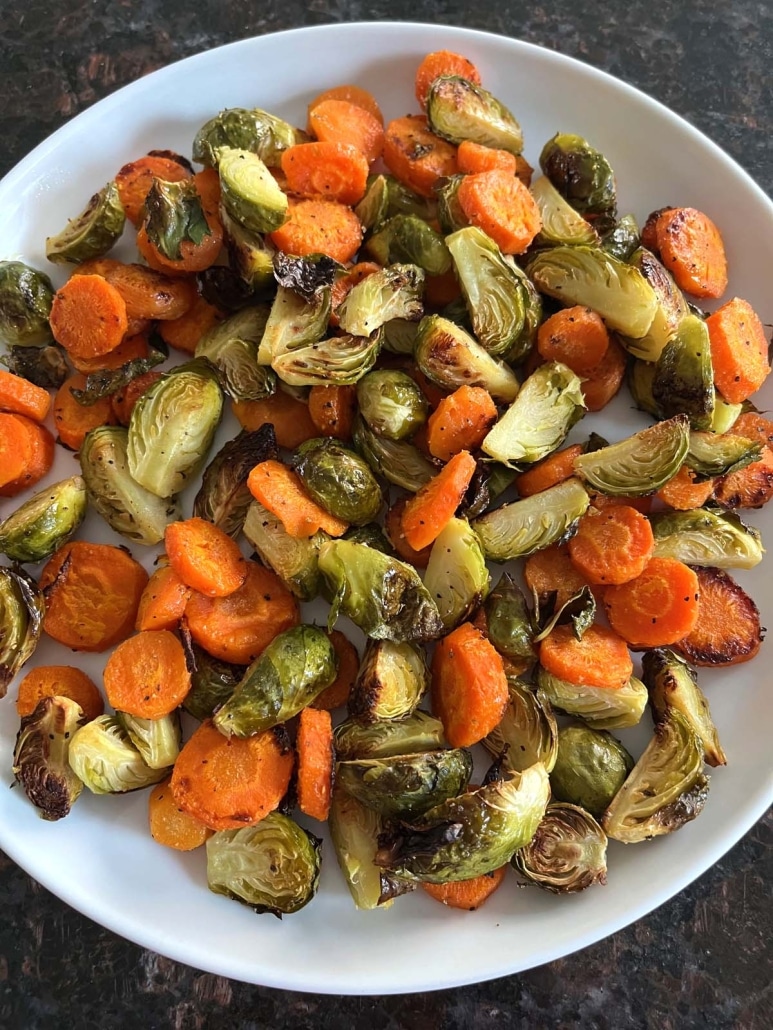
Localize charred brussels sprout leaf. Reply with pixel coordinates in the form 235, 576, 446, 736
531, 177, 598, 247
273, 251, 341, 301
686, 431, 761, 480
13, 696, 85, 820
293, 437, 383, 526
181, 644, 244, 722
427, 76, 524, 154
144, 178, 212, 261
71, 350, 166, 407
537, 668, 648, 730
0, 476, 87, 563
116, 711, 181, 770
367, 215, 451, 275
483, 679, 558, 773
195, 306, 276, 401
333, 712, 447, 761
424, 517, 490, 629
353, 417, 437, 493
382, 317, 420, 356
549, 723, 634, 816
348, 639, 430, 723
0, 567, 44, 697
329, 786, 389, 910
220, 206, 276, 292
650, 507, 763, 570
319, 539, 444, 642
337, 749, 473, 820
627, 358, 661, 419
272, 330, 382, 388
338, 264, 424, 338
68, 715, 167, 794
513, 802, 608, 893
194, 424, 278, 538
600, 214, 641, 262
573, 415, 690, 496
1, 344, 69, 388
484, 575, 536, 666
206, 814, 321, 915
532, 585, 597, 645
652, 314, 714, 429
193, 107, 304, 168
618, 248, 689, 362
218, 147, 289, 235
356, 370, 427, 441
46, 181, 126, 264
539, 133, 617, 219
258, 284, 331, 366
0, 261, 55, 347
414, 315, 520, 404
247, 504, 327, 599
354, 174, 390, 234
602, 709, 709, 843
437, 175, 469, 235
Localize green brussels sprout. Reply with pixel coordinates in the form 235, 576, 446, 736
181, 643, 244, 722
196, 265, 258, 314
427, 76, 524, 154
353, 417, 437, 492
193, 107, 304, 168
0, 261, 55, 347
337, 748, 473, 820
356, 370, 428, 441
333, 711, 447, 761
531, 176, 598, 247
384, 175, 437, 221
513, 802, 608, 893
424, 517, 490, 629
483, 575, 536, 666
549, 723, 634, 816
243, 501, 326, 601
414, 315, 520, 403
213, 625, 337, 738
473, 477, 590, 562
13, 696, 85, 820
710, 394, 742, 434
68, 715, 167, 794
342, 522, 394, 555
642, 648, 726, 767
537, 668, 648, 730
627, 358, 661, 419
601, 709, 709, 843
686, 430, 761, 479
206, 814, 321, 915
354, 174, 389, 234
436, 175, 469, 235
483, 679, 558, 773
319, 539, 444, 642
573, 415, 690, 496
273, 252, 341, 301
1, 344, 69, 388
143, 178, 212, 261
618, 248, 689, 362
528, 245, 658, 340
504, 269, 543, 366
650, 507, 763, 570
382, 317, 420, 355
0, 566, 45, 697
194, 424, 278, 539
366, 215, 451, 275
116, 711, 181, 770
651, 314, 714, 429
482, 361, 585, 467
257, 284, 331, 366
337, 264, 424, 338
0, 476, 87, 563
69, 350, 166, 407
195, 306, 276, 401
539, 133, 616, 219
272, 330, 382, 387
376, 763, 551, 884
293, 437, 383, 525
45, 181, 125, 264
220, 206, 276, 292
217, 147, 289, 235
329, 786, 388, 910
81, 426, 180, 545
599, 213, 640, 262
127, 364, 223, 498
348, 639, 430, 722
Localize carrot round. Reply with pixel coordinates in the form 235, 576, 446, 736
78, 258, 197, 323
135, 565, 192, 632
539, 623, 633, 689
233, 391, 318, 450
170, 719, 294, 832
308, 84, 384, 125
0, 414, 55, 497
587, 491, 654, 515
149, 776, 212, 851
415, 50, 482, 108
111, 370, 165, 426
0, 370, 51, 423
281, 141, 369, 206
16, 665, 104, 721
676, 566, 762, 666
40, 541, 148, 652
308, 99, 385, 164
431, 621, 509, 747
165, 517, 247, 598
422, 865, 508, 910
69, 332, 150, 375
159, 295, 224, 355
727, 411, 773, 449
568, 505, 655, 586
457, 169, 541, 255
400, 449, 476, 551
706, 297, 770, 404
714, 446, 773, 509
296, 706, 334, 821
136, 170, 223, 275
382, 115, 459, 198
311, 630, 359, 711
604, 557, 700, 648
184, 560, 299, 665
103, 629, 191, 719
268, 198, 363, 264
656, 465, 715, 511
308, 384, 358, 440
516, 444, 586, 499
523, 543, 591, 609
49, 275, 129, 360
426, 385, 497, 462
53, 373, 117, 451
655, 206, 728, 299
536, 306, 610, 376
384, 496, 433, 569
115, 153, 192, 226
580, 336, 627, 412
457, 140, 518, 176
247, 460, 349, 538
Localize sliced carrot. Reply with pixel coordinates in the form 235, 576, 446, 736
77, 258, 197, 322
135, 565, 192, 632
149, 776, 213, 851
330, 263, 382, 326
311, 630, 359, 711
247, 460, 349, 538
587, 491, 654, 515
115, 153, 192, 226
656, 465, 715, 510
308, 384, 358, 440
281, 141, 369, 206
136, 170, 223, 275
415, 50, 482, 108
69, 332, 150, 376
424, 269, 462, 308
184, 561, 299, 665
104, 629, 191, 719
580, 336, 627, 412
568, 505, 655, 586
515, 154, 534, 188
53, 373, 117, 451
296, 706, 334, 822
233, 391, 318, 449
457, 140, 518, 175
400, 450, 477, 551
384, 496, 433, 569
706, 297, 770, 404
655, 206, 728, 299
425, 385, 497, 462
603, 557, 700, 648
165, 518, 247, 598
676, 566, 762, 666
308, 84, 384, 125
49, 275, 129, 360
714, 445, 773, 509
641, 206, 672, 253
0, 370, 51, 423
0, 414, 55, 497
308, 99, 385, 164
536, 306, 610, 376
111, 370, 165, 426
457, 169, 541, 256
16, 666, 104, 721
422, 866, 508, 910
523, 543, 591, 609
431, 621, 508, 747
159, 295, 224, 355
382, 115, 459, 199
727, 411, 773, 448
170, 719, 294, 832
539, 623, 633, 689
516, 445, 586, 499
268, 198, 363, 264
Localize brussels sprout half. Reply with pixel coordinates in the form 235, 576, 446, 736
618, 248, 689, 362
257, 284, 331, 366
652, 314, 714, 429
329, 786, 389, 911
549, 723, 634, 817
356, 370, 428, 441
353, 417, 437, 493
68, 715, 167, 794
572, 415, 690, 496
599, 213, 640, 262
337, 264, 424, 338
0, 261, 55, 347
414, 315, 520, 404
483, 679, 558, 773
293, 437, 383, 526
530, 176, 598, 247
220, 205, 276, 292
273, 252, 341, 301
686, 431, 762, 480
333, 712, 447, 761
217, 148, 289, 235
1, 344, 69, 389
437, 175, 469, 235
193, 107, 304, 168
194, 424, 278, 539
342, 523, 394, 555
366, 216, 451, 275
484, 574, 537, 666
272, 330, 382, 388
348, 639, 430, 722
243, 501, 327, 601
537, 668, 648, 730
513, 802, 608, 893
46, 181, 126, 264
427, 76, 524, 154
13, 696, 85, 821
423, 517, 490, 629
539, 133, 617, 219
0, 566, 45, 697
354, 174, 390, 234
650, 507, 763, 570
195, 306, 276, 402
116, 711, 182, 771
0, 476, 87, 563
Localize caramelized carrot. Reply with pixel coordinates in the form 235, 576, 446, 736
676, 565, 762, 666
656, 465, 715, 510
77, 258, 197, 322
16, 665, 104, 721
706, 297, 771, 404
568, 505, 655, 585
516, 445, 585, 499
0, 414, 55, 497
111, 370, 164, 426
104, 629, 191, 719
308, 84, 384, 125
384, 496, 433, 569
422, 866, 508, 910
400, 450, 476, 551
726, 411, 773, 448
425, 385, 497, 462
330, 263, 381, 326
415, 50, 482, 108
247, 460, 349, 538
308, 384, 358, 440
311, 630, 359, 711
115, 153, 192, 226
308, 99, 385, 164
49, 275, 129, 360
233, 391, 318, 449
457, 169, 541, 255
165, 518, 248, 598
68, 332, 150, 376
159, 295, 224, 355
603, 557, 700, 648
714, 446, 773, 509
382, 115, 459, 198
431, 622, 509, 747
655, 206, 728, 299
135, 565, 192, 632
523, 543, 591, 609
580, 336, 627, 412
457, 140, 518, 175
536, 306, 610, 376
281, 141, 369, 206
539, 623, 633, 689
53, 373, 117, 450
0, 370, 51, 423
268, 198, 363, 263
149, 777, 213, 851
296, 706, 334, 821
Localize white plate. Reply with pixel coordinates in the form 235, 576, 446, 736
0, 22, 772, 995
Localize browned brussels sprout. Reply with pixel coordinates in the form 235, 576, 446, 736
243, 503, 327, 602
218, 147, 289, 235
354, 174, 390, 234
513, 802, 608, 893
68, 715, 168, 794
348, 639, 429, 722
1, 344, 69, 388
414, 315, 520, 403
293, 437, 383, 526
537, 668, 647, 730
0, 261, 55, 347
194, 424, 278, 538
0, 476, 87, 563
181, 643, 244, 722
337, 264, 424, 338
686, 431, 761, 480
193, 107, 304, 168
46, 181, 126, 264
273, 251, 341, 301
650, 507, 763, 570
483, 679, 558, 773
424, 517, 490, 629
437, 175, 469, 235
221, 206, 276, 292
333, 711, 447, 761
353, 417, 437, 493
356, 370, 428, 441
539, 133, 617, 219
0, 566, 45, 697
573, 415, 690, 496
195, 307, 276, 402
258, 284, 331, 366
483, 575, 536, 667
366, 215, 451, 275
619, 248, 689, 362
272, 330, 382, 388
549, 723, 634, 816
652, 314, 714, 429
531, 176, 598, 247
427, 76, 524, 154
13, 696, 85, 820
599, 213, 640, 261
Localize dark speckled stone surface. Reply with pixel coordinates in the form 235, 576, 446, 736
0, 2, 771, 1026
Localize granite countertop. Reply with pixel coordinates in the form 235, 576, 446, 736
0, 2, 771, 1026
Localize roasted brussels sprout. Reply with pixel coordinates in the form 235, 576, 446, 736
472, 477, 590, 562
195, 307, 276, 401
293, 437, 383, 525
436, 175, 469, 235
652, 314, 714, 428
348, 639, 430, 722
377, 763, 550, 884
193, 107, 303, 168
81, 426, 180, 545
1, 344, 69, 388
642, 648, 726, 767
513, 802, 608, 893
181, 642, 244, 722
0, 476, 87, 563
127, 364, 223, 498
206, 814, 321, 915
257, 284, 331, 366
599, 213, 640, 261
539, 133, 616, 219
549, 723, 634, 816
319, 539, 444, 642
427, 76, 524, 154
537, 668, 648, 730
483, 575, 537, 666
13, 696, 85, 820
116, 711, 182, 771
650, 507, 763, 570
220, 206, 276, 292
354, 174, 389, 234
338, 748, 473, 820
710, 394, 742, 434
384, 175, 437, 221
0, 261, 55, 347
0, 566, 45, 697
618, 248, 689, 362
601, 709, 709, 843
382, 317, 421, 356
528, 246, 658, 339
366, 215, 451, 275
353, 417, 437, 492
194, 424, 278, 538
333, 711, 447, 761
482, 362, 585, 467
531, 176, 598, 247
342, 522, 394, 555
46, 181, 126, 264
686, 430, 761, 479
356, 370, 428, 441
483, 679, 558, 773
627, 358, 661, 419
213, 625, 337, 737
329, 786, 388, 910
273, 251, 340, 301
573, 415, 690, 496
143, 177, 212, 261
217, 147, 289, 235
272, 330, 382, 388
337, 264, 424, 338
423, 517, 490, 629
68, 715, 167, 794
243, 500, 326, 601
414, 315, 520, 403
